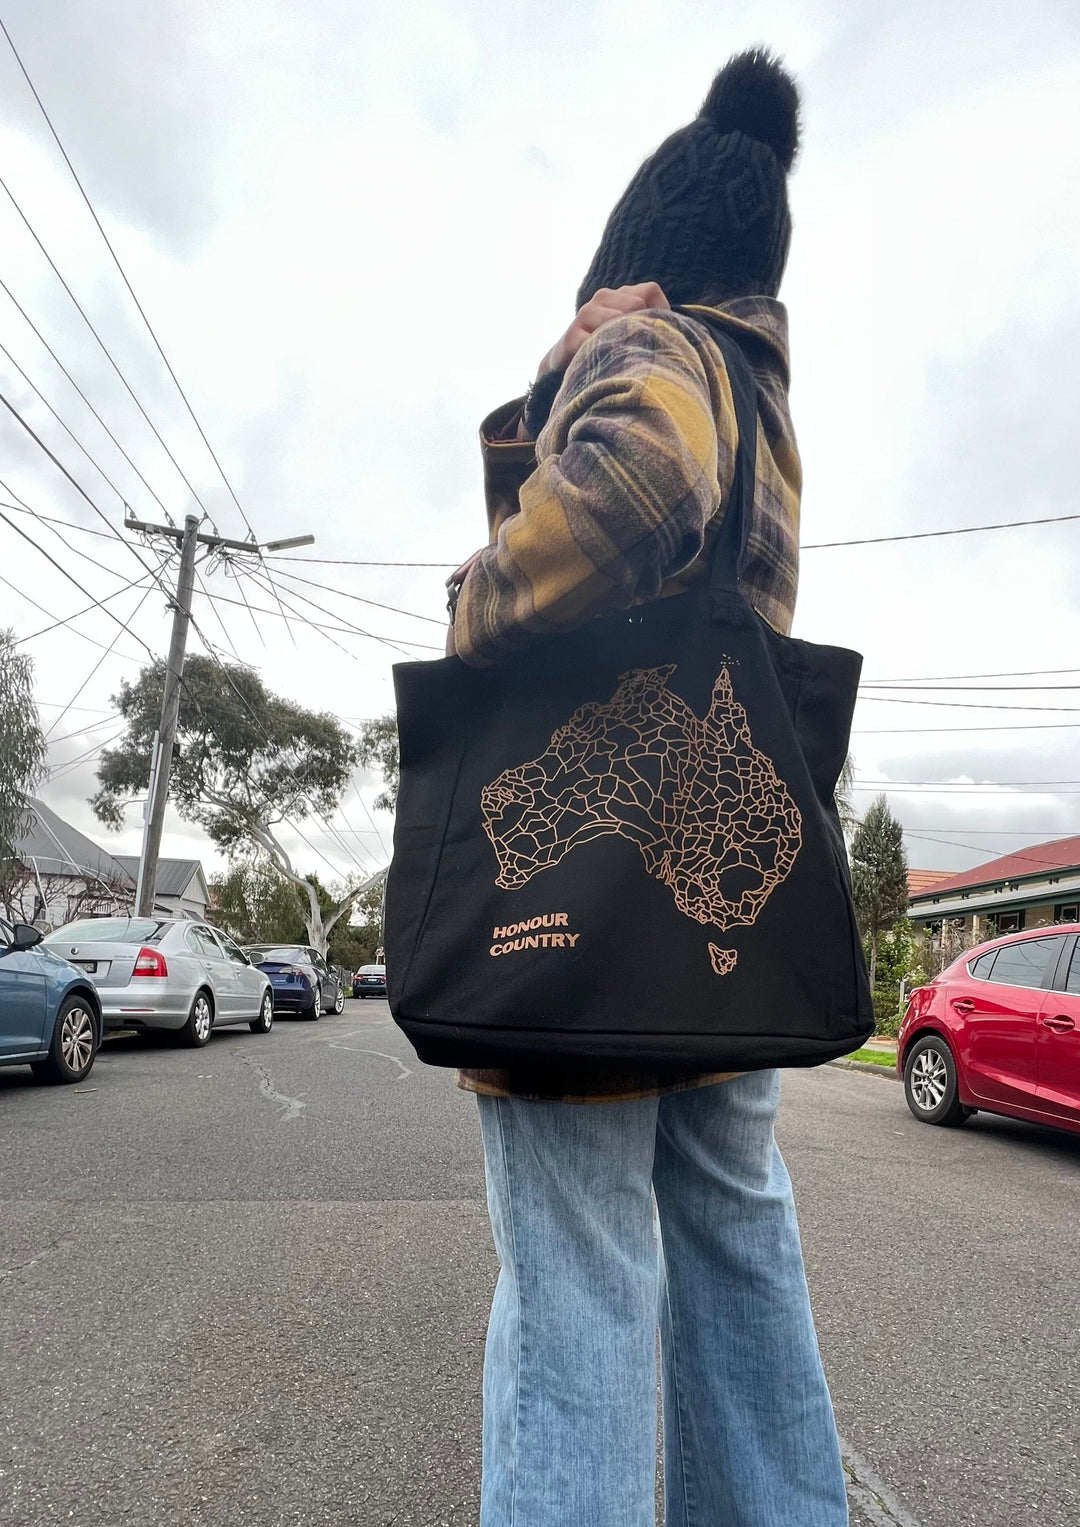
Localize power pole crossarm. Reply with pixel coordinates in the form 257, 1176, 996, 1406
136, 514, 199, 917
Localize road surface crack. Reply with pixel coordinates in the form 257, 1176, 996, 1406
242, 1057, 306, 1122
841, 1439, 922, 1526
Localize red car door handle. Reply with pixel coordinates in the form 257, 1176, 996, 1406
1042, 1014, 1076, 1032
952, 999, 975, 1015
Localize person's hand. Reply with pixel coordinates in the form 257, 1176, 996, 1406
536, 282, 670, 379
445, 550, 485, 653
450, 551, 484, 586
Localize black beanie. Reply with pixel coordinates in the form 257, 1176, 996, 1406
576, 49, 801, 310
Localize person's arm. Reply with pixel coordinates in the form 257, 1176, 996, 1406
453, 305, 736, 667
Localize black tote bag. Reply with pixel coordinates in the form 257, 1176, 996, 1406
386, 327, 873, 1072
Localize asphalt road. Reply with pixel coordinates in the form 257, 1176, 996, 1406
1, 1001, 1077, 1526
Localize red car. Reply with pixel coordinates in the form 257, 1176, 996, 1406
898, 925, 1080, 1135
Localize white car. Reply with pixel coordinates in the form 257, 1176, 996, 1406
42, 917, 274, 1047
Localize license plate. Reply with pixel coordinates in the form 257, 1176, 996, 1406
74, 961, 98, 974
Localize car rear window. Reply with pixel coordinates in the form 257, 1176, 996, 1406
46, 918, 167, 945
252, 947, 305, 962
984, 935, 1064, 991
1065, 945, 1080, 995
358, 965, 385, 975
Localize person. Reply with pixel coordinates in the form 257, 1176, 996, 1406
447, 49, 850, 1527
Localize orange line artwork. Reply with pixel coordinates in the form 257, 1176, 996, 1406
480, 665, 803, 974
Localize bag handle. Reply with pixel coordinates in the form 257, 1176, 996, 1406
689, 322, 761, 596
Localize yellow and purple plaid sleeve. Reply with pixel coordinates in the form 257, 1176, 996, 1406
453, 310, 739, 667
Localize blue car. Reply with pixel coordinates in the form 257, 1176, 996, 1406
0, 916, 102, 1084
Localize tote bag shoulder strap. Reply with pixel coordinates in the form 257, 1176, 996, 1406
683, 318, 761, 596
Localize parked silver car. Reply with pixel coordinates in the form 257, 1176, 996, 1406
42, 918, 274, 1047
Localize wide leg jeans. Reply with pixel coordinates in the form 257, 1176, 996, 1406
476, 1069, 848, 1527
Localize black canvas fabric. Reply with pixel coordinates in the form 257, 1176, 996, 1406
386, 329, 873, 1072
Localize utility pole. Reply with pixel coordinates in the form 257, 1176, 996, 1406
136, 514, 198, 916
127, 511, 314, 917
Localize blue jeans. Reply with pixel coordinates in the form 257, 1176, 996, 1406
477, 1070, 848, 1526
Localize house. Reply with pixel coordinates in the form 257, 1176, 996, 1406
908, 835, 1080, 965
907, 869, 947, 897
3, 799, 209, 929
113, 857, 210, 922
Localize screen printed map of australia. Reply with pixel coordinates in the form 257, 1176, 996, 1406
479, 665, 803, 975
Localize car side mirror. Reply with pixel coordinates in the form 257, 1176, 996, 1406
12, 923, 43, 949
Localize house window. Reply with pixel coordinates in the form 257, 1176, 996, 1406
1055, 903, 1080, 923
988, 910, 1025, 936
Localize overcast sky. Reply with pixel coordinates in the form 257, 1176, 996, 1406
1, 0, 1079, 889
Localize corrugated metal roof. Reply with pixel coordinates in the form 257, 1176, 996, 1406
113, 856, 204, 898
16, 800, 132, 887
909, 835, 1080, 901
907, 869, 947, 895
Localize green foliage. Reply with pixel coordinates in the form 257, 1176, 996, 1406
835, 754, 858, 843
865, 919, 925, 1036
328, 884, 384, 970
851, 793, 909, 986
208, 859, 310, 945
92, 655, 360, 852
209, 859, 383, 969
355, 714, 399, 814
0, 629, 46, 859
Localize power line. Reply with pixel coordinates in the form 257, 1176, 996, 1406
863, 666, 1080, 685
902, 831, 1078, 871
863, 682, 1080, 693
270, 565, 448, 627
899, 827, 1080, 835
44, 577, 161, 739
0, 172, 221, 526
857, 694, 1080, 714
270, 554, 457, 569
854, 777, 1080, 788
210, 575, 437, 652
853, 720, 1080, 734
0, 505, 157, 661
47, 727, 127, 783
853, 785, 1080, 796
44, 711, 122, 744
0, 16, 258, 542
0, 308, 180, 524
0, 384, 180, 610
182, 613, 373, 882
0, 563, 154, 651
803, 510, 1080, 550
245, 563, 433, 657
0, 473, 154, 592
1, 497, 120, 544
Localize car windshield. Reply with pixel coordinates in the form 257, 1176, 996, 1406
250, 946, 307, 963
45, 918, 167, 945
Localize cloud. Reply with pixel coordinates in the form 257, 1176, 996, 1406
0, 0, 1077, 885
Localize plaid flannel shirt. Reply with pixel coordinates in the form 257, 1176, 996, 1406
454, 298, 801, 1103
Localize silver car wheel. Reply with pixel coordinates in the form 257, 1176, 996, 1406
334, 986, 345, 1015
258, 992, 273, 1031
193, 994, 213, 1044
61, 1005, 95, 1072
910, 1046, 948, 1112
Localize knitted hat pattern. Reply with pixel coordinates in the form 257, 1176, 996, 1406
576, 49, 801, 310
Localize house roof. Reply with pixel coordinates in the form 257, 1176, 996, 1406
16, 800, 132, 887
114, 857, 206, 899
909, 835, 1080, 902
907, 869, 947, 896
